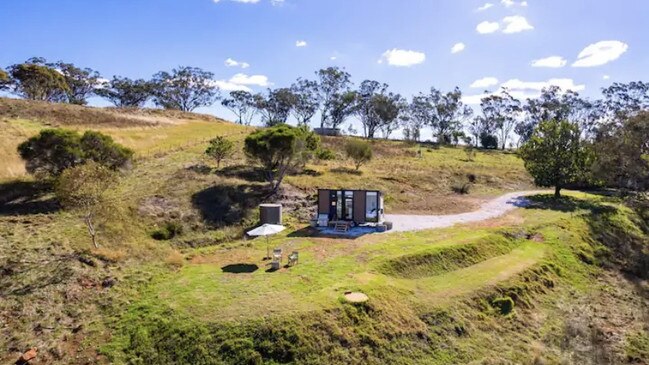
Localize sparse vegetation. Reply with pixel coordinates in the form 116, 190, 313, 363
345, 138, 373, 171
55, 161, 118, 248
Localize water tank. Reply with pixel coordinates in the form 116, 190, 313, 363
259, 204, 282, 225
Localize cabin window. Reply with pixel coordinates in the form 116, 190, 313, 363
365, 192, 379, 222
344, 191, 354, 220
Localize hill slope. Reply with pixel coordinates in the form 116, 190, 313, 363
1, 99, 647, 364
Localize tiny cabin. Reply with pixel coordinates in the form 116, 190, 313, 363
317, 189, 384, 225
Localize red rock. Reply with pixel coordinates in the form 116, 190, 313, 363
15, 347, 37, 365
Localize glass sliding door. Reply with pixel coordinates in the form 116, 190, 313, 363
365, 191, 379, 222
344, 191, 354, 220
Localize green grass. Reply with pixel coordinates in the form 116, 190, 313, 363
100, 191, 649, 364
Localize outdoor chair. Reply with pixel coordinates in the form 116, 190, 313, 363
271, 248, 282, 270
287, 251, 299, 266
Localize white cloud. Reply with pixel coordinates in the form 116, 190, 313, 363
501, 0, 527, 7
451, 42, 466, 54
212, 73, 271, 92
572, 40, 629, 67
476, 21, 500, 34
224, 58, 250, 69
470, 77, 499, 88
502, 15, 533, 33
378, 49, 426, 67
531, 56, 567, 68
463, 78, 585, 105
603, 75, 610, 80
212, 80, 252, 92
295, 40, 308, 47
477, 2, 494, 11
271, 0, 284, 5
330, 56, 337, 60
229, 73, 271, 87
501, 78, 585, 93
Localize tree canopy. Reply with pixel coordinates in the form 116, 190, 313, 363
221, 90, 256, 125
95, 76, 152, 108
18, 129, 133, 178
8, 58, 69, 102
519, 120, 589, 197
151, 66, 220, 112
244, 124, 319, 192
316, 67, 352, 128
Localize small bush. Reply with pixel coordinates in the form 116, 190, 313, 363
480, 133, 499, 149
151, 222, 184, 241
492, 296, 515, 315
451, 183, 471, 195
316, 148, 336, 160
345, 139, 373, 171
165, 250, 185, 269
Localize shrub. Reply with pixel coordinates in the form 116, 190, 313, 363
152, 222, 184, 241
345, 139, 373, 171
165, 250, 185, 269
205, 136, 235, 168
492, 296, 515, 315
451, 182, 471, 195
315, 148, 336, 161
480, 133, 499, 149
18, 128, 133, 178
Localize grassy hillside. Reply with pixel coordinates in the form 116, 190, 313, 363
0, 99, 647, 364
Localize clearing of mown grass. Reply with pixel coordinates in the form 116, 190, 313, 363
147, 206, 557, 322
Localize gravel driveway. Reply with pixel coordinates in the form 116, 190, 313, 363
385, 191, 547, 233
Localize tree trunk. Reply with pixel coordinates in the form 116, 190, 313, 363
554, 185, 561, 199
85, 214, 98, 248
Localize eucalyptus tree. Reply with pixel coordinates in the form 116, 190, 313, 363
95, 76, 153, 108
354, 80, 387, 138
601, 81, 649, 122
315, 67, 352, 128
151, 66, 220, 112
428, 87, 472, 144
290, 78, 320, 126
221, 90, 257, 125
254, 88, 296, 127
479, 89, 522, 149
53, 61, 102, 105
7, 57, 69, 102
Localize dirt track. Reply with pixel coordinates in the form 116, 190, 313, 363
385, 190, 548, 232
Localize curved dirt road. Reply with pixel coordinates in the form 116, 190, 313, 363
385, 190, 548, 233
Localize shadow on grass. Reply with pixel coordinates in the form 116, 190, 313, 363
191, 183, 268, 229
287, 225, 375, 240
329, 167, 362, 175
221, 264, 259, 274
0, 255, 74, 296
522, 194, 616, 214
216, 165, 267, 183
0, 180, 60, 216
297, 168, 323, 177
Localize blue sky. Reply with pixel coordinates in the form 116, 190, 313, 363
0, 0, 647, 132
